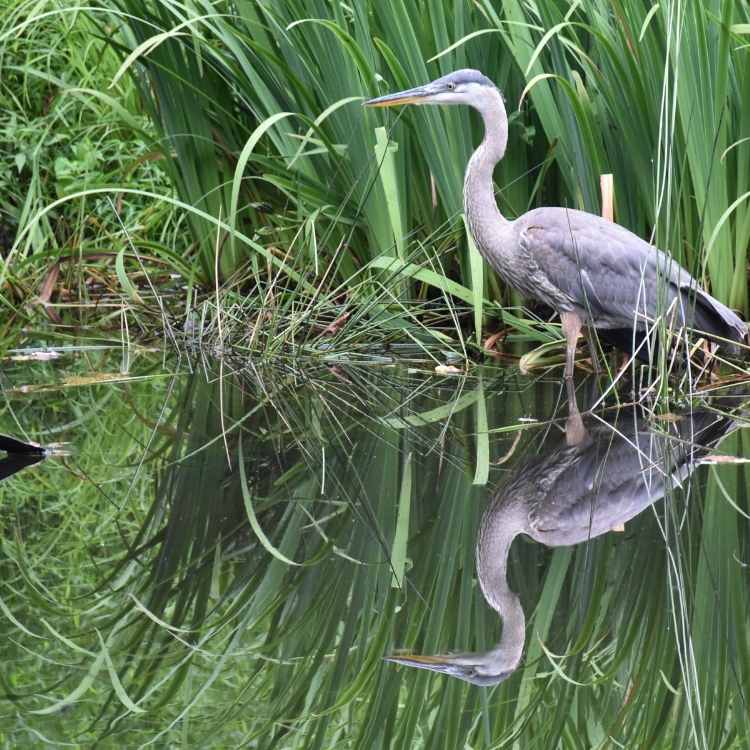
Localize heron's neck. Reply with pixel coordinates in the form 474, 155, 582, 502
464, 90, 510, 234
475, 498, 527, 671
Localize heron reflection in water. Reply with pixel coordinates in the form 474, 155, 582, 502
386, 407, 737, 685
365, 71, 747, 422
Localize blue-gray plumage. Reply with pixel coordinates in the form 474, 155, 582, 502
385, 406, 737, 686
365, 70, 747, 380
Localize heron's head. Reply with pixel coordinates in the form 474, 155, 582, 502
364, 69, 501, 113
385, 649, 517, 686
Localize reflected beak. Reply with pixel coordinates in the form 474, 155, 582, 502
364, 85, 434, 108
385, 651, 515, 685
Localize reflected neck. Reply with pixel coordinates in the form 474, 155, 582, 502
475, 498, 527, 671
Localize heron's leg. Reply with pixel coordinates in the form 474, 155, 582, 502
560, 311, 583, 380
584, 326, 602, 374
565, 407, 587, 446
560, 311, 585, 435
564, 373, 586, 445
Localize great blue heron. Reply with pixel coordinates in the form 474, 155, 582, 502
386, 406, 737, 685
364, 70, 747, 395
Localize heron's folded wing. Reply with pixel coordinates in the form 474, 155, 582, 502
517, 208, 692, 324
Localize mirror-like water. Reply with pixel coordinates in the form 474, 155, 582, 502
1, 348, 748, 748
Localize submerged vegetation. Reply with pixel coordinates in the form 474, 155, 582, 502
2, 1, 750, 748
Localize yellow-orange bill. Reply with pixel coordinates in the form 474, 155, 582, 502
364, 95, 422, 108
363, 86, 429, 108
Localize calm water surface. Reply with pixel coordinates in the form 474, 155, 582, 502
1, 347, 749, 748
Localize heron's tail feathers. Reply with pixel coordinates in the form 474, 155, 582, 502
688, 287, 748, 357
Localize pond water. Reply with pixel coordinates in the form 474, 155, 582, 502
1, 346, 749, 748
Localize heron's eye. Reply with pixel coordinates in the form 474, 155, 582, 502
447, 82, 456, 90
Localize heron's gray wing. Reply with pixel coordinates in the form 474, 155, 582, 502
690, 286, 748, 341
515, 207, 698, 327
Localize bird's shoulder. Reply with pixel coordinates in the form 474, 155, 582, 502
512, 207, 695, 303
514, 207, 654, 259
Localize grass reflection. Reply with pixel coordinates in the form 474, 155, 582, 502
0, 353, 748, 748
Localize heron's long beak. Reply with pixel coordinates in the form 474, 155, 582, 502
384, 652, 459, 674
364, 85, 434, 108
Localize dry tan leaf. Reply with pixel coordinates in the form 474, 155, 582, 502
483, 330, 506, 353
434, 364, 461, 375
653, 413, 682, 422
37, 262, 62, 322
13, 372, 136, 395
38, 263, 60, 304
323, 311, 350, 335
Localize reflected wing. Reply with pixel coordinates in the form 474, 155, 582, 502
528, 432, 661, 544
527, 409, 735, 545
